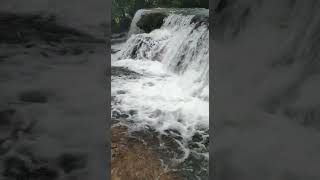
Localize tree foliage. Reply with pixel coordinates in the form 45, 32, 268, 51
112, 0, 208, 33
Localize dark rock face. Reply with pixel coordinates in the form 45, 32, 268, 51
136, 12, 168, 33
111, 67, 141, 78
191, 14, 209, 27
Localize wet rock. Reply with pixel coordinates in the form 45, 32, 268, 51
136, 12, 168, 33
191, 14, 209, 27
111, 67, 141, 78
164, 129, 183, 141
122, 35, 156, 59
188, 142, 200, 149
192, 132, 204, 142
19, 90, 49, 103
203, 136, 209, 147
160, 134, 185, 159
129, 110, 137, 116
116, 90, 127, 94
111, 49, 121, 54
111, 126, 181, 180
57, 153, 87, 173
112, 111, 129, 119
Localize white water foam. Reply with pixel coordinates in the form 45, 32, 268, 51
112, 11, 209, 161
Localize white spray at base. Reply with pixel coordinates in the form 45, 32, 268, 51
112, 10, 209, 161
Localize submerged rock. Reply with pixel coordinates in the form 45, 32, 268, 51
111, 67, 141, 78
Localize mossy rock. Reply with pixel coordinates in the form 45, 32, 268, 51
136, 12, 168, 33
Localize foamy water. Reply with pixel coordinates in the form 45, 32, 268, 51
111, 11, 209, 166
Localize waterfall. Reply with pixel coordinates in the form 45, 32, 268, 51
118, 12, 209, 100
111, 9, 209, 173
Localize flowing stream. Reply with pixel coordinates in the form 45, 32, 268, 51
111, 8, 209, 179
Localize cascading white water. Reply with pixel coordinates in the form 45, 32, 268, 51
111, 9, 209, 164
118, 13, 209, 100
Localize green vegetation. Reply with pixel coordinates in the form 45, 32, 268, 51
112, 0, 208, 33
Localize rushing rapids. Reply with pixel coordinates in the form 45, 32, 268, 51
111, 8, 209, 179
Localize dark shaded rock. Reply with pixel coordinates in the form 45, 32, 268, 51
164, 129, 183, 141
160, 134, 185, 159
191, 14, 209, 26
121, 35, 156, 59
164, 129, 181, 136
19, 90, 48, 103
112, 111, 129, 119
188, 142, 200, 149
111, 67, 141, 78
57, 153, 87, 173
203, 136, 209, 147
192, 132, 204, 142
111, 49, 120, 54
129, 109, 137, 116
116, 90, 127, 94
136, 12, 167, 33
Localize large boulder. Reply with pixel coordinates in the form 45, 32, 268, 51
136, 12, 168, 33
